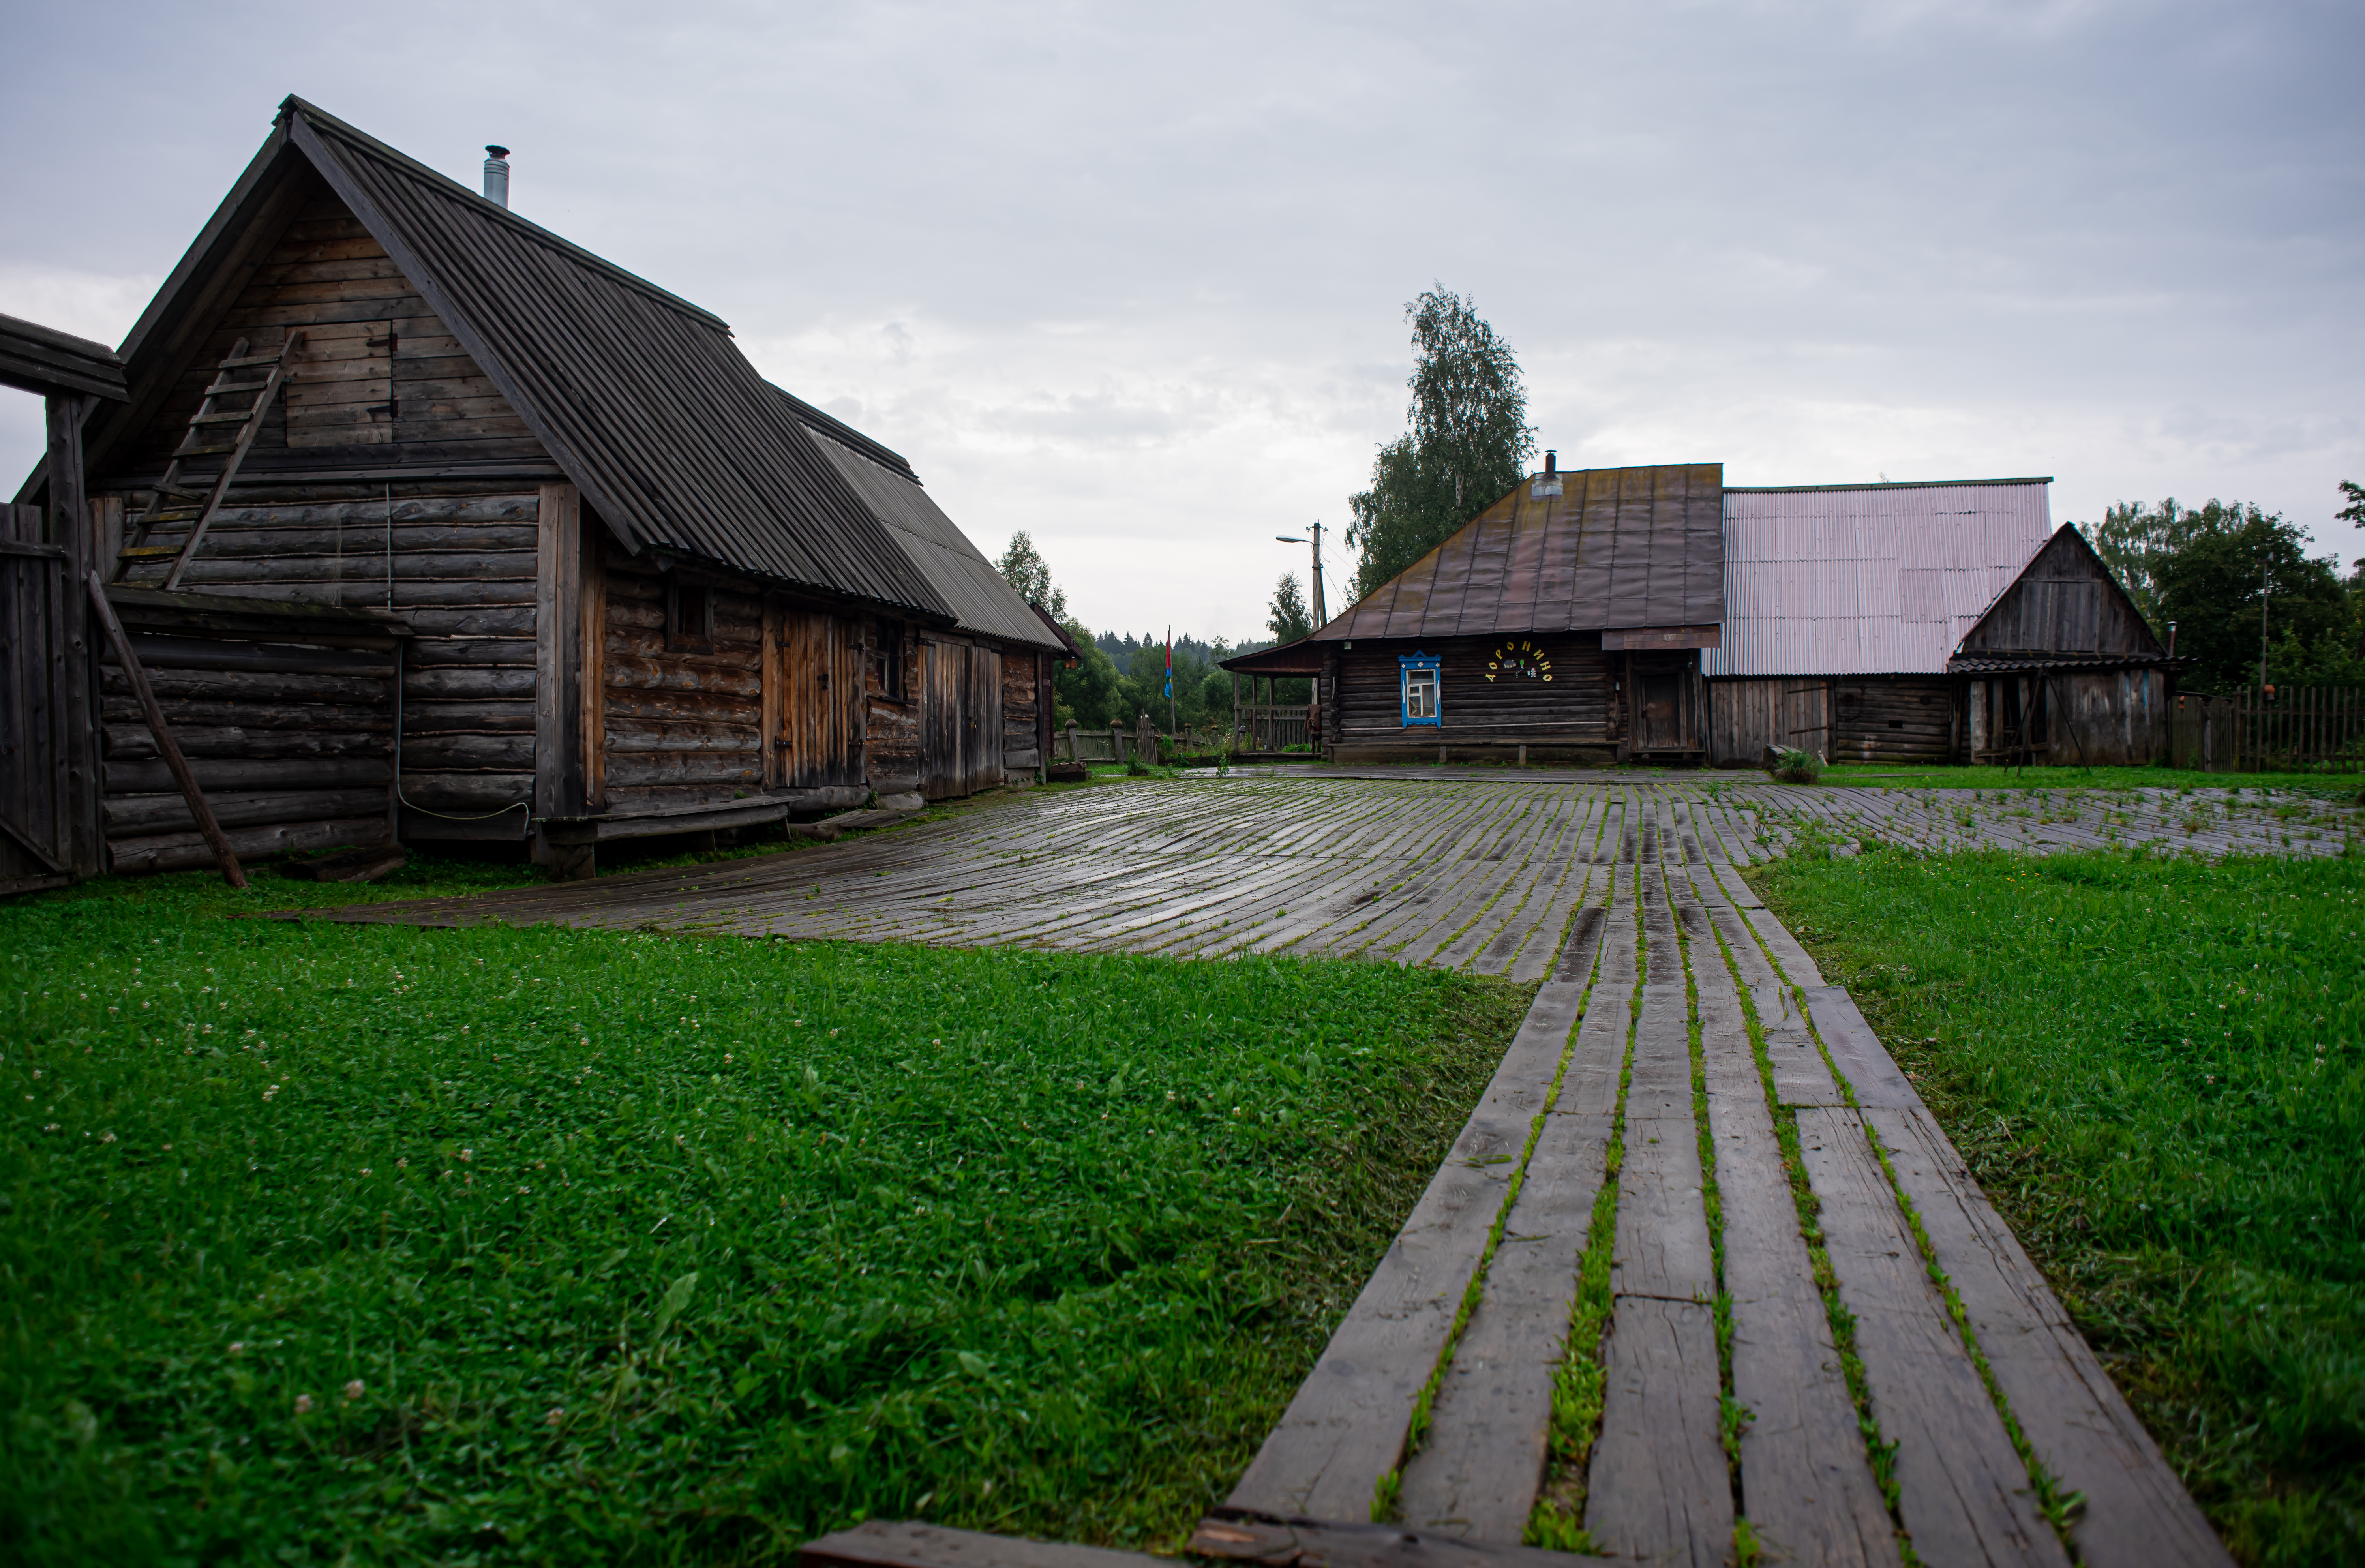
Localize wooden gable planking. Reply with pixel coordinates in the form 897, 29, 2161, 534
114, 179, 543, 479
1959, 526, 2161, 659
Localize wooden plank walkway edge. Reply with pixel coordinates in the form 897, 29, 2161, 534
1225, 969, 1596, 1523
794, 1514, 1620, 1568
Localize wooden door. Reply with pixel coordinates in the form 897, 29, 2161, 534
0, 505, 85, 892
968, 646, 1002, 793
1637, 668, 1684, 750
922, 640, 962, 799
772, 609, 861, 789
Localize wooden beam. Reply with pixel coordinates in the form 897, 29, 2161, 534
83, 572, 245, 888
1191, 1511, 1615, 1568
800, 1520, 1159, 1568
48, 398, 103, 878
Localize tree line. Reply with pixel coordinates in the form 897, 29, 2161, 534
2089, 485, 2365, 692
1000, 286, 2365, 726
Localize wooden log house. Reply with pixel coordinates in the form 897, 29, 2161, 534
13, 97, 1065, 878
1227, 460, 1726, 764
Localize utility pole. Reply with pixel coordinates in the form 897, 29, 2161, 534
2260, 560, 2271, 692
1275, 523, 1329, 727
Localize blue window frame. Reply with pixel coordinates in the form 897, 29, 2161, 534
1399, 651, 1442, 727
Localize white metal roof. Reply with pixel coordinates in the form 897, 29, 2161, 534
1703, 478, 2055, 678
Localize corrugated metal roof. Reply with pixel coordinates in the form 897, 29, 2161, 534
1705, 478, 2054, 678
278, 98, 953, 618
801, 420, 1066, 652
1314, 463, 1724, 643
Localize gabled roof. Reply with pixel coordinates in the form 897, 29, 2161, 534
793, 403, 1066, 653
1313, 463, 1724, 643
1951, 523, 2166, 667
1705, 478, 2054, 678
41, 96, 955, 621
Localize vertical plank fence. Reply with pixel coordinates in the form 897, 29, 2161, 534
2173, 687, 2365, 773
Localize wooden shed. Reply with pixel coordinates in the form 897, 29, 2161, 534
1275, 460, 1725, 764
12, 97, 1064, 878
1949, 524, 2174, 765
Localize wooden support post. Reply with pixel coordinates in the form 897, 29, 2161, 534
48, 396, 103, 878
533, 483, 589, 877
84, 573, 245, 889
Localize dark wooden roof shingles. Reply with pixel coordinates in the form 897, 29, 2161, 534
287, 101, 953, 620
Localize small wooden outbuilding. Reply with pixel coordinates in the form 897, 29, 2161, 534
12, 97, 1064, 879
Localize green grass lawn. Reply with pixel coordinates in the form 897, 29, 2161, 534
1750, 846, 2363, 1565
0, 862, 1529, 1566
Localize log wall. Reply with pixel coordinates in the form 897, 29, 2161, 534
99, 630, 398, 874
1331, 635, 1620, 759
599, 550, 766, 814
114, 180, 543, 478
1000, 650, 1043, 779
1830, 678, 1961, 764
107, 489, 542, 837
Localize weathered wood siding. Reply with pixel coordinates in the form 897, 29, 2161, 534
922, 638, 1002, 799
599, 552, 765, 813
1969, 670, 2165, 766
1, 504, 99, 890
116, 180, 542, 475
1707, 678, 1832, 765
767, 605, 863, 791
1960, 530, 2161, 659
865, 619, 923, 794
1000, 651, 1043, 778
107, 489, 542, 833
1331, 635, 1619, 758
1830, 678, 1961, 764
100, 630, 398, 873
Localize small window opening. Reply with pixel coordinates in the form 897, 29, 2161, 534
1399, 653, 1441, 726
877, 618, 906, 700
666, 581, 713, 650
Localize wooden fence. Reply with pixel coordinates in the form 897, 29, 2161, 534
2171, 686, 2365, 773
1238, 704, 1315, 752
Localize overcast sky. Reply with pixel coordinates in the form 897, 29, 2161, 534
6, 0, 2360, 641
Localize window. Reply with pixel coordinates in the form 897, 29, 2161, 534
666, 580, 713, 650
877, 618, 906, 700
1399, 652, 1442, 726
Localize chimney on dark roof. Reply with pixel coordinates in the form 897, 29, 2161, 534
482, 146, 511, 208
1544, 449, 1557, 477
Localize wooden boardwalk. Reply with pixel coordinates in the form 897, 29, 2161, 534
294, 774, 2281, 1565
300, 773, 2357, 970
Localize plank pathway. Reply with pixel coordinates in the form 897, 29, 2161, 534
289, 774, 2277, 1566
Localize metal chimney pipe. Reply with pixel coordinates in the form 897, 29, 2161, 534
1544, 449, 1557, 477
482, 146, 511, 208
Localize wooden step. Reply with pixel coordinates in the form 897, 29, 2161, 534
201, 377, 272, 396
190, 409, 262, 425
218, 352, 285, 369
172, 441, 241, 457
118, 544, 187, 559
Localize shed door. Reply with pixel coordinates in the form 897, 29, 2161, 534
923, 640, 964, 800
774, 610, 860, 789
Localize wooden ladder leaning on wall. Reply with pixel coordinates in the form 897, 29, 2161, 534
112, 332, 304, 590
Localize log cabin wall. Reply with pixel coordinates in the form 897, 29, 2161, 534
1830, 677, 1962, 764
113, 180, 542, 480
864, 617, 923, 795
104, 487, 544, 838
1330, 635, 1621, 761
597, 550, 767, 814
99, 616, 401, 874
999, 649, 1043, 781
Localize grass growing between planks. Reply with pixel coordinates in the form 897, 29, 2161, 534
0, 863, 1530, 1566
1751, 845, 2364, 1565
